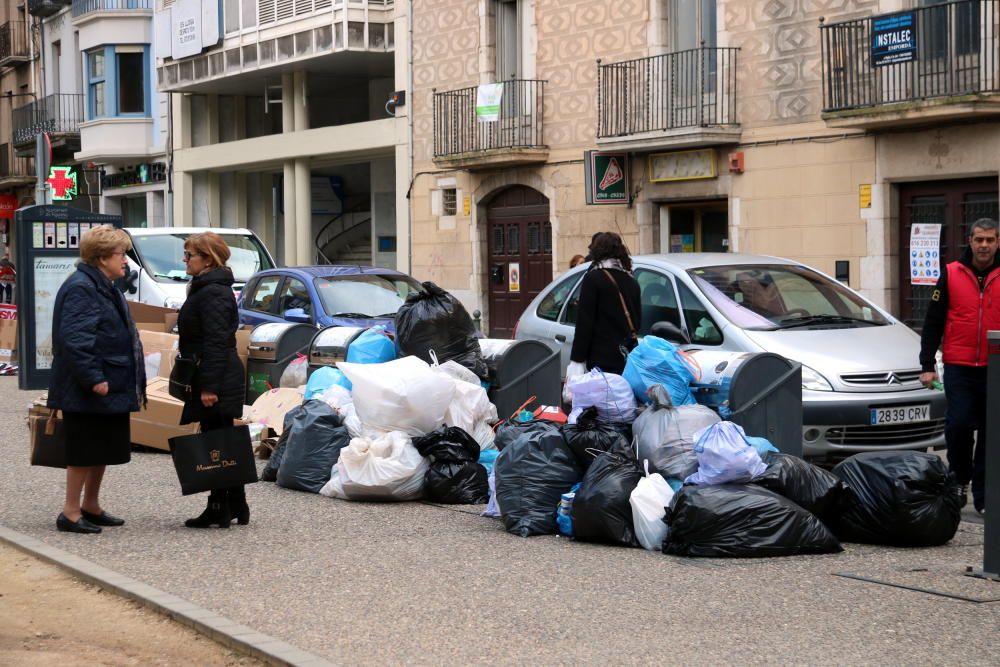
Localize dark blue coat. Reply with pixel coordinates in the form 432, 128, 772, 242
47, 263, 144, 414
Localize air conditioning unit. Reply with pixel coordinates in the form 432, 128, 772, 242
28, 0, 71, 19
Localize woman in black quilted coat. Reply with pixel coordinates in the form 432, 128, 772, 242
177, 232, 248, 528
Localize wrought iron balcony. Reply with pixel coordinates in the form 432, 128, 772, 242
821, 0, 1000, 128
596, 46, 740, 151
72, 0, 152, 19
433, 79, 547, 168
12, 94, 86, 147
0, 22, 31, 67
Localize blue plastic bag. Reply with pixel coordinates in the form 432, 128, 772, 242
304, 366, 352, 399
478, 448, 500, 475
622, 336, 696, 407
346, 327, 396, 364
745, 435, 779, 457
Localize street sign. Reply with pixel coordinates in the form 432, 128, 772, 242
47, 167, 78, 201
584, 151, 629, 205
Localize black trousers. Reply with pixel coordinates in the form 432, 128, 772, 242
943, 363, 986, 508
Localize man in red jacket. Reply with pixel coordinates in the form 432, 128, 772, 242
920, 218, 1000, 515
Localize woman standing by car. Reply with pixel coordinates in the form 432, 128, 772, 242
178, 232, 248, 528
48, 225, 145, 534
568, 232, 641, 377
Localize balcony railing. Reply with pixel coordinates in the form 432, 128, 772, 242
0, 142, 33, 179
72, 0, 152, 17
597, 46, 739, 138
12, 94, 86, 145
433, 79, 545, 157
0, 22, 30, 65
821, 0, 1000, 112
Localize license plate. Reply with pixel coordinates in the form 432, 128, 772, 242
870, 404, 930, 426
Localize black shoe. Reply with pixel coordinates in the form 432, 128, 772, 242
184, 502, 231, 529
57, 513, 101, 534
81, 510, 125, 527
228, 489, 250, 526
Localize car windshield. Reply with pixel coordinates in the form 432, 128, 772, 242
688, 264, 889, 330
132, 233, 273, 284
314, 274, 424, 318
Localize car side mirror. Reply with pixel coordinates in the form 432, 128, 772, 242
118, 268, 139, 295
283, 308, 311, 323
651, 321, 690, 345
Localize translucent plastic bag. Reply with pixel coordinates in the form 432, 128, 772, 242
327, 431, 429, 501
338, 356, 455, 435
622, 336, 696, 406
346, 326, 396, 364
684, 421, 767, 486
279, 353, 308, 388
434, 359, 498, 449
630, 460, 675, 551
567, 369, 637, 425
631, 385, 720, 479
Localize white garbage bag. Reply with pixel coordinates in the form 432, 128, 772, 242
333, 431, 429, 501
339, 356, 455, 436
567, 369, 637, 424
279, 354, 308, 388
630, 460, 675, 551
684, 421, 768, 486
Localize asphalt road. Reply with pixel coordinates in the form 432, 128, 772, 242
2, 377, 998, 665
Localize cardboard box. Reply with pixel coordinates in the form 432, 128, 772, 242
0, 304, 17, 363
138, 329, 179, 378
130, 377, 199, 451
129, 301, 178, 333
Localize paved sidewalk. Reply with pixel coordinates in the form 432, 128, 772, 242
3, 378, 998, 665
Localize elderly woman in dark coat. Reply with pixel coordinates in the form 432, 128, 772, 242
178, 232, 247, 529
48, 225, 145, 534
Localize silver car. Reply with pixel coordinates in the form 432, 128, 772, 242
514, 253, 946, 459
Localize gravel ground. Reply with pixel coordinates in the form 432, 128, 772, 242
2, 377, 998, 665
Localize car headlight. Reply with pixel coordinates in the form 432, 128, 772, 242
163, 297, 184, 309
801, 364, 833, 392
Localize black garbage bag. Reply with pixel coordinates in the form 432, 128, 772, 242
572, 448, 643, 547
494, 418, 558, 451
276, 400, 351, 493
753, 452, 844, 525
395, 281, 488, 380
562, 407, 632, 470
494, 421, 582, 537
631, 385, 719, 480
413, 426, 489, 504
662, 485, 843, 558
831, 452, 963, 547
259, 404, 305, 483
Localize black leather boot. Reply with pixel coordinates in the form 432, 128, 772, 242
228, 486, 250, 526
184, 490, 231, 529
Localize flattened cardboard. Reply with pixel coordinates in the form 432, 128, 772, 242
0, 318, 17, 362
247, 387, 304, 436
130, 377, 199, 451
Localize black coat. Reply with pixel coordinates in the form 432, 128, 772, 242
570, 266, 641, 376
178, 268, 244, 424
48, 263, 144, 415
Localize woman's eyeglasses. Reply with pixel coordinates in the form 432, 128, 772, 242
183, 251, 202, 260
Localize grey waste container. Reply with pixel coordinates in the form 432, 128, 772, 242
480, 338, 562, 419
308, 326, 367, 375
688, 350, 803, 456
245, 322, 316, 404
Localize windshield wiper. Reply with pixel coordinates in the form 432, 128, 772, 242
375, 312, 399, 318
154, 273, 190, 281
330, 312, 373, 319
775, 314, 883, 329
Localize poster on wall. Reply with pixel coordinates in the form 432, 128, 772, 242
909, 223, 941, 286
508, 262, 521, 293
32, 256, 77, 370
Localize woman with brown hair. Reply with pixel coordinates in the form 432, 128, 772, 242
48, 225, 145, 533
177, 232, 248, 528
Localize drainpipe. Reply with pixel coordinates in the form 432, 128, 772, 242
407, 0, 414, 273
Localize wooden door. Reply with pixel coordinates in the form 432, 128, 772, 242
899, 178, 998, 329
486, 186, 552, 338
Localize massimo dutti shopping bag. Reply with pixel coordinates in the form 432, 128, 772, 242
168, 425, 259, 495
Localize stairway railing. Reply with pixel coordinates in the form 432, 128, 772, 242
315, 200, 372, 264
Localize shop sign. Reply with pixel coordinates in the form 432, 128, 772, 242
164, 0, 222, 60
585, 151, 629, 205
47, 167, 77, 201
871, 12, 916, 67
910, 223, 941, 286
102, 162, 168, 189
859, 184, 872, 209
0, 195, 18, 220
649, 149, 716, 182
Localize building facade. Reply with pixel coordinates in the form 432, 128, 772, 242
0, 3, 35, 259
154, 0, 407, 268
411, 0, 1000, 337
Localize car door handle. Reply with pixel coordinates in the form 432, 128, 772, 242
554, 334, 567, 343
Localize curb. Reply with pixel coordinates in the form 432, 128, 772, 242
0, 524, 334, 667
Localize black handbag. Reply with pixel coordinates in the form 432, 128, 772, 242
167, 425, 259, 495
168, 354, 199, 401
29, 409, 67, 469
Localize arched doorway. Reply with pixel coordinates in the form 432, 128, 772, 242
485, 186, 552, 338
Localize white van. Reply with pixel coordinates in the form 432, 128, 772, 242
123, 227, 276, 308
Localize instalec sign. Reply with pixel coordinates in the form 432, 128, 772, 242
871, 11, 916, 67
